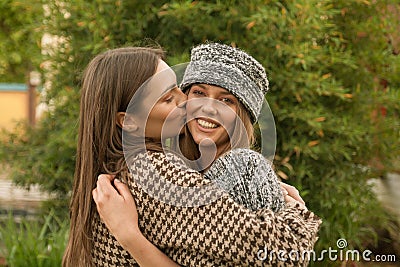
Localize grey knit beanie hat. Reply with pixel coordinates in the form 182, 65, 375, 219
180, 42, 269, 122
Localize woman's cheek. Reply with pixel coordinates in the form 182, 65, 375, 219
226, 115, 238, 134
185, 101, 198, 120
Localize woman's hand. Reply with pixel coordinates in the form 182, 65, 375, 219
92, 174, 140, 248
280, 182, 306, 206
92, 174, 180, 267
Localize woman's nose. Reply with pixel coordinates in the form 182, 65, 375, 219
201, 99, 218, 115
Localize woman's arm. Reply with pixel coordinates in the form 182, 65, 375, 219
93, 175, 305, 265
93, 173, 304, 265
92, 174, 179, 267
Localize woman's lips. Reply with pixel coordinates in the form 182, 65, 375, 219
195, 117, 221, 132
197, 118, 218, 129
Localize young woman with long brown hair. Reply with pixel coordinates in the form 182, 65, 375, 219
62, 46, 187, 266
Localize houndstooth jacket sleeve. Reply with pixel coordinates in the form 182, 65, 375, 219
92, 151, 321, 266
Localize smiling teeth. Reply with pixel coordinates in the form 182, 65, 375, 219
197, 119, 218, 129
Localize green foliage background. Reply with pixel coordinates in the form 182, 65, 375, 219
0, 0, 43, 82
1, 0, 399, 265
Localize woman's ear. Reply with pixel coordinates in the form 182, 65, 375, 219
116, 112, 126, 128
116, 112, 138, 132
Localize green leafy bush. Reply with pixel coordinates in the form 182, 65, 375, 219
0, 0, 43, 82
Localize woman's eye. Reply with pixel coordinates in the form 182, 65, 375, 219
192, 90, 205, 96
164, 95, 173, 103
221, 98, 234, 104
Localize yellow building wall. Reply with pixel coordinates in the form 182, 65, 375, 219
0, 91, 28, 131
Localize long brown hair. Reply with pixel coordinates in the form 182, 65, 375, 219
62, 47, 164, 267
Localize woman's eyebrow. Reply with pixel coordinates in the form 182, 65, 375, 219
219, 91, 234, 96
194, 84, 208, 90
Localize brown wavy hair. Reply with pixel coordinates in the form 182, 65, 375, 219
62, 47, 164, 267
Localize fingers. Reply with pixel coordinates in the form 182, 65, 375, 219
280, 182, 305, 205
284, 194, 308, 210
93, 174, 131, 207
281, 187, 289, 196
113, 180, 137, 210
98, 174, 115, 182
284, 194, 296, 204
92, 188, 98, 202
290, 188, 305, 205
97, 175, 116, 195
93, 175, 118, 209
113, 179, 132, 200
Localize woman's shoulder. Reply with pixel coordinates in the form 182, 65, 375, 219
129, 150, 211, 187
126, 151, 223, 207
126, 151, 187, 168
147, 151, 201, 173
219, 148, 272, 166
148, 151, 188, 166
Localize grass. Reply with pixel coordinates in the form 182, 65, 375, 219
0, 210, 68, 267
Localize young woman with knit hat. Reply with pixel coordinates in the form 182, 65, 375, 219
91, 43, 321, 266
179, 42, 285, 211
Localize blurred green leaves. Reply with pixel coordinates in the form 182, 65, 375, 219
0, 1, 399, 265
0, 0, 43, 82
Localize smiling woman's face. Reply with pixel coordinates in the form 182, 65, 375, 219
186, 84, 239, 152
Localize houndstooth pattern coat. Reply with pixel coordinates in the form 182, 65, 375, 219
92, 151, 321, 266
